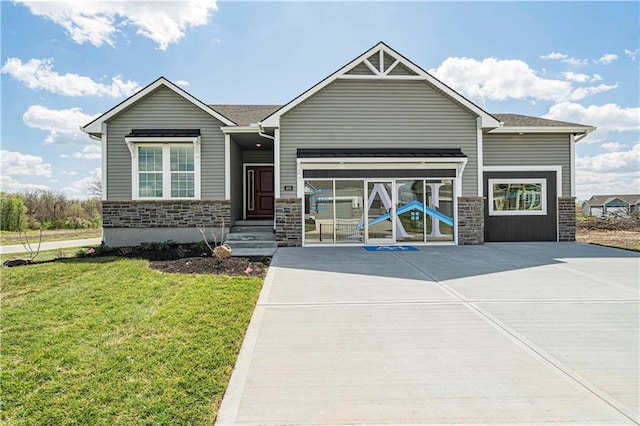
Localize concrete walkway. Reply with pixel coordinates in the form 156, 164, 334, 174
0, 238, 102, 255
217, 243, 640, 425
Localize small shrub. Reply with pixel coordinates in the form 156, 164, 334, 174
139, 241, 175, 251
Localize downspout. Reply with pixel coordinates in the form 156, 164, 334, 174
257, 129, 274, 141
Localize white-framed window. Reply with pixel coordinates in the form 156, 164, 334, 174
127, 138, 201, 200
489, 178, 547, 216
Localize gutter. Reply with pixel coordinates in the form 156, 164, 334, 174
257, 125, 275, 141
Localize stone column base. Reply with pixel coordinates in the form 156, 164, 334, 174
458, 197, 485, 245
558, 197, 577, 242
275, 198, 302, 247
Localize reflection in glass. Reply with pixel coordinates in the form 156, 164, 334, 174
335, 180, 364, 243
397, 180, 425, 242
366, 181, 394, 242
304, 180, 334, 243
426, 180, 454, 242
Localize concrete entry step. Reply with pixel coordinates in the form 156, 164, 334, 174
226, 240, 278, 249
231, 225, 274, 234
226, 232, 276, 242
228, 247, 277, 257
235, 219, 274, 226
225, 220, 277, 257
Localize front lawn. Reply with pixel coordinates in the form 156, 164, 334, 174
1, 257, 262, 425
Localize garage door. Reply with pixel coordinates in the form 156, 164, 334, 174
484, 171, 557, 242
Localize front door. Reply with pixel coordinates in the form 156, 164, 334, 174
365, 181, 396, 245
246, 166, 274, 218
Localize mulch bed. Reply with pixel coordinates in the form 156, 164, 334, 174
149, 256, 271, 277
4, 242, 271, 278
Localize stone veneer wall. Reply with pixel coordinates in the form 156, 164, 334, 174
275, 198, 302, 247
102, 200, 230, 228
557, 197, 576, 242
457, 197, 485, 245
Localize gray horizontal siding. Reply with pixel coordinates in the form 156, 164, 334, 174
280, 79, 478, 196
347, 63, 374, 75
483, 133, 571, 196
106, 86, 226, 200
243, 150, 273, 163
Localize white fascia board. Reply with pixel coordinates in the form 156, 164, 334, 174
221, 126, 261, 134
488, 126, 596, 134
260, 42, 500, 129
82, 77, 235, 135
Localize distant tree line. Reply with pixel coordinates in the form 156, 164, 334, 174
0, 191, 101, 232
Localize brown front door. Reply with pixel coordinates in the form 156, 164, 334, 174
246, 166, 274, 218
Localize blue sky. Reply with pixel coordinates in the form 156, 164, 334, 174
1, 1, 638, 201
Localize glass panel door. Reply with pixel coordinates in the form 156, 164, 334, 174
396, 180, 426, 243
365, 181, 395, 245
425, 179, 454, 242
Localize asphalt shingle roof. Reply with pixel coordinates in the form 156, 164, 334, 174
492, 114, 592, 128
584, 194, 640, 206
206, 106, 591, 129
208, 105, 281, 126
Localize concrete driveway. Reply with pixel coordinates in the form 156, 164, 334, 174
217, 243, 640, 425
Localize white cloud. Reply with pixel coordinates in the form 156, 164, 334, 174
568, 83, 619, 101
429, 57, 616, 104
62, 168, 101, 199
72, 145, 101, 160
540, 52, 588, 66
540, 52, 568, 60
2, 57, 139, 98
23, 105, 98, 145
600, 142, 626, 151
595, 53, 618, 64
60, 170, 78, 176
17, 0, 218, 50
625, 49, 639, 61
545, 102, 640, 133
577, 144, 640, 173
562, 71, 602, 83
576, 144, 640, 200
0, 175, 51, 193
0, 150, 52, 177
175, 80, 190, 87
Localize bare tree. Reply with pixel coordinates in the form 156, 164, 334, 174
86, 171, 102, 197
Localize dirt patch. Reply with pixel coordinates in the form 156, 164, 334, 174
576, 229, 640, 251
575, 214, 640, 251
149, 256, 271, 277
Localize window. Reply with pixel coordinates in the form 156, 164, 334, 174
489, 179, 546, 216
133, 144, 199, 199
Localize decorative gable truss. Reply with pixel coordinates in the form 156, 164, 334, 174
343, 48, 420, 78
261, 42, 500, 128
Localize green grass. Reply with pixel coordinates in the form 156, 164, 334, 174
0, 229, 101, 246
0, 247, 94, 264
1, 257, 262, 425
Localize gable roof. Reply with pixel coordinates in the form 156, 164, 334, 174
584, 194, 640, 206
259, 41, 502, 129
493, 114, 592, 128
209, 105, 281, 126
81, 77, 236, 136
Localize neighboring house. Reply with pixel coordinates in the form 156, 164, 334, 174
582, 195, 640, 217
81, 42, 595, 247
